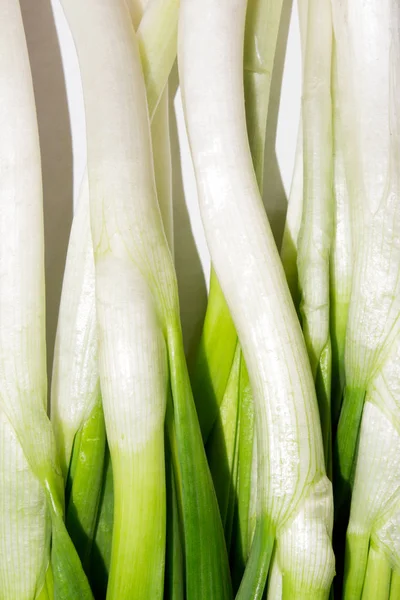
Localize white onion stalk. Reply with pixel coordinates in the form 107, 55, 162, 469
179, 0, 335, 597
330, 45, 352, 427
61, 0, 231, 598
51, 0, 175, 572
331, 0, 400, 525
280, 0, 309, 307
0, 3, 50, 596
0, 1, 92, 598
344, 327, 400, 598
296, 0, 333, 464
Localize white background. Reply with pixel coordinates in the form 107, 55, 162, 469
20, 0, 301, 367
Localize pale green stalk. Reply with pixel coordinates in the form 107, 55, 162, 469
280, 121, 303, 308
362, 546, 392, 600
0, 2, 92, 598
0, 5, 50, 595
390, 571, 400, 599
343, 325, 400, 597
297, 0, 333, 464
62, 1, 231, 598
190, 0, 284, 444
330, 45, 352, 427
51, 174, 105, 571
52, 0, 177, 580
0, 412, 49, 600
137, 0, 179, 120
244, 0, 284, 187
151, 87, 174, 253
331, 0, 400, 525
280, 0, 309, 307
190, 2, 285, 584
179, 1, 335, 598
233, 0, 285, 575
206, 347, 242, 546
90, 449, 113, 600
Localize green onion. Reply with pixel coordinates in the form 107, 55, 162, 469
60, 0, 231, 597
179, 0, 335, 598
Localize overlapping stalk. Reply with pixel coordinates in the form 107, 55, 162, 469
331, 0, 400, 523
0, 4, 50, 597
52, 0, 178, 591
0, 1, 92, 598
296, 0, 333, 466
189, 0, 285, 586
329, 0, 400, 595
179, 2, 335, 599
60, 1, 231, 598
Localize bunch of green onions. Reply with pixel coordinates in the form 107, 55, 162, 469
0, 0, 399, 598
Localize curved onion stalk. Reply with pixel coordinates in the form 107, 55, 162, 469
189, 3, 285, 584
329, 47, 352, 428
190, 0, 284, 443
331, 0, 400, 520
297, 0, 333, 465
52, 0, 177, 581
61, 1, 231, 598
343, 328, 400, 598
232, 0, 284, 576
179, 0, 335, 597
0, 1, 92, 598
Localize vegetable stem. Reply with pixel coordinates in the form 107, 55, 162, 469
343, 532, 369, 599
362, 546, 391, 600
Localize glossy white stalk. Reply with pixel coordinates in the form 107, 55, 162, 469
345, 328, 400, 596
0, 1, 51, 596
51, 174, 98, 478
332, 0, 400, 392
60, 0, 177, 596
297, 0, 333, 378
179, 0, 334, 595
137, 0, 179, 120
332, 0, 400, 506
52, 0, 174, 478
151, 87, 174, 253
330, 46, 352, 425
280, 0, 309, 306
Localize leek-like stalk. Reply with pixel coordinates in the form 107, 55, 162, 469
152, 87, 174, 253
280, 0, 309, 307
179, 1, 335, 598
137, 0, 179, 121
51, 173, 105, 571
330, 45, 352, 428
51, 174, 99, 482
0, 2, 93, 598
331, 0, 400, 523
62, 1, 231, 598
390, 571, 400, 599
297, 0, 333, 464
53, 0, 177, 580
0, 3, 50, 598
190, 2, 285, 583
206, 347, 242, 546
343, 321, 400, 597
90, 448, 114, 600
280, 120, 303, 309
